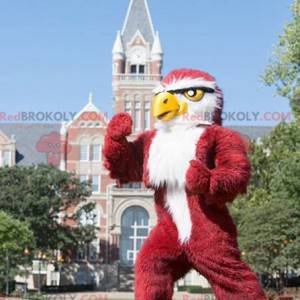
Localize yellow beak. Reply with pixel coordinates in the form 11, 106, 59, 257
151, 92, 187, 121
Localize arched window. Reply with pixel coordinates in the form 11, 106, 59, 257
120, 206, 150, 266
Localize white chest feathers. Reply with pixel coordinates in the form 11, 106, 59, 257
148, 126, 205, 243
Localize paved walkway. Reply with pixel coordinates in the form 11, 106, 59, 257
1, 292, 215, 300
43, 292, 215, 300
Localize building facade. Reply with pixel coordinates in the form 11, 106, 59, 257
58, 0, 163, 288
0, 130, 16, 167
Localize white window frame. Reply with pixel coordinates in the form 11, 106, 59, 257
91, 144, 101, 162
127, 219, 150, 264
80, 144, 89, 161
92, 175, 100, 194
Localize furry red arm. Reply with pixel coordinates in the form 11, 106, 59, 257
103, 113, 146, 184
186, 126, 250, 207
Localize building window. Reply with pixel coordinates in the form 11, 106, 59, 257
79, 175, 88, 183
91, 144, 101, 161
2, 151, 11, 166
134, 101, 141, 131
124, 100, 132, 115
132, 182, 142, 189
92, 175, 100, 193
89, 240, 100, 261
130, 64, 145, 74
76, 241, 99, 262
80, 144, 89, 161
77, 207, 100, 261
130, 65, 137, 74
121, 182, 142, 189
139, 65, 145, 74
120, 206, 150, 266
76, 245, 87, 261
144, 101, 151, 130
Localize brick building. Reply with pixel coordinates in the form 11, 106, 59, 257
58, 0, 162, 288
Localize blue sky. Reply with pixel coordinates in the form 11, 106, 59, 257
0, 0, 293, 125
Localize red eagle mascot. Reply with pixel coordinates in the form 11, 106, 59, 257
103, 69, 266, 300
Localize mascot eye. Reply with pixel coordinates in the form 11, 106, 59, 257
183, 89, 205, 102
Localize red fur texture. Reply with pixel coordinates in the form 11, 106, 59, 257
103, 113, 266, 300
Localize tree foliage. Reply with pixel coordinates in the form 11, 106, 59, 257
262, 0, 300, 117
0, 211, 34, 290
0, 165, 96, 257
237, 198, 300, 274
231, 119, 300, 282
233, 1, 300, 286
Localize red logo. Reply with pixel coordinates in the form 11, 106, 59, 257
36, 131, 71, 166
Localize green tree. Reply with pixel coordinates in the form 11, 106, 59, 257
237, 198, 300, 285
262, 0, 300, 117
0, 211, 34, 292
0, 165, 96, 258
231, 120, 300, 288
233, 1, 300, 281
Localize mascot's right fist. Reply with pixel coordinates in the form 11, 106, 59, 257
107, 113, 132, 140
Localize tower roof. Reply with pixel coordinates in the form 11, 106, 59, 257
121, 0, 155, 47
112, 31, 124, 55
151, 31, 163, 55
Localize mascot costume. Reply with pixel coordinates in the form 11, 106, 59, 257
103, 69, 266, 300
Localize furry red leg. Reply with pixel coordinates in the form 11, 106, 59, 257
134, 224, 190, 300
186, 244, 267, 300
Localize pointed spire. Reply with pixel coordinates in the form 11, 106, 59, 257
122, 0, 155, 47
88, 92, 93, 104
151, 31, 163, 55
112, 31, 124, 55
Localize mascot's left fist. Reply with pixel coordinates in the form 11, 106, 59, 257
186, 159, 210, 194
107, 112, 132, 141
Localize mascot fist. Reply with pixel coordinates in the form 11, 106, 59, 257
107, 112, 132, 140
186, 159, 210, 194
